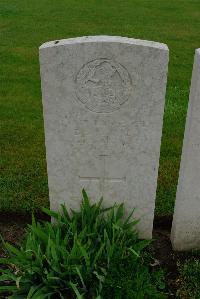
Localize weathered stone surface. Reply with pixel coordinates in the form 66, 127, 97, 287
39, 36, 169, 239
171, 49, 200, 250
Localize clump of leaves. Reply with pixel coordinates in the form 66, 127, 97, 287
0, 190, 166, 298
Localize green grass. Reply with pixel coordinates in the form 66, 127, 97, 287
178, 255, 200, 298
1, 0, 200, 214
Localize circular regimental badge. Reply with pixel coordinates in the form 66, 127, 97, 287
75, 58, 132, 113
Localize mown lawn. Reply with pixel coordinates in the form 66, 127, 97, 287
1, 0, 200, 214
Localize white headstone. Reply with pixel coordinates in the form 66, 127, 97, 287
171, 49, 200, 250
39, 36, 169, 239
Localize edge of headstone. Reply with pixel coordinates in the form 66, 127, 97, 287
170, 48, 200, 251
196, 48, 200, 64
39, 35, 169, 52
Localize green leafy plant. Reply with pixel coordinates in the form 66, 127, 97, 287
0, 190, 165, 298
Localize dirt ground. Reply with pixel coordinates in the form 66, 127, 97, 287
153, 216, 191, 298
0, 213, 193, 298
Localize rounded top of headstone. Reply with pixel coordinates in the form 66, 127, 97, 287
39, 36, 169, 51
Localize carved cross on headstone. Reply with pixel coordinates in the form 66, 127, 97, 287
79, 154, 126, 197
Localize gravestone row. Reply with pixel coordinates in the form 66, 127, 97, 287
39, 36, 200, 250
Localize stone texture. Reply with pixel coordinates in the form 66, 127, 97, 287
171, 49, 200, 250
39, 36, 169, 239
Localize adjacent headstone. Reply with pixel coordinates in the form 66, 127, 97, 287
171, 49, 200, 250
39, 36, 169, 239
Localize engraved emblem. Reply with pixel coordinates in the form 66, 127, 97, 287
75, 58, 132, 113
